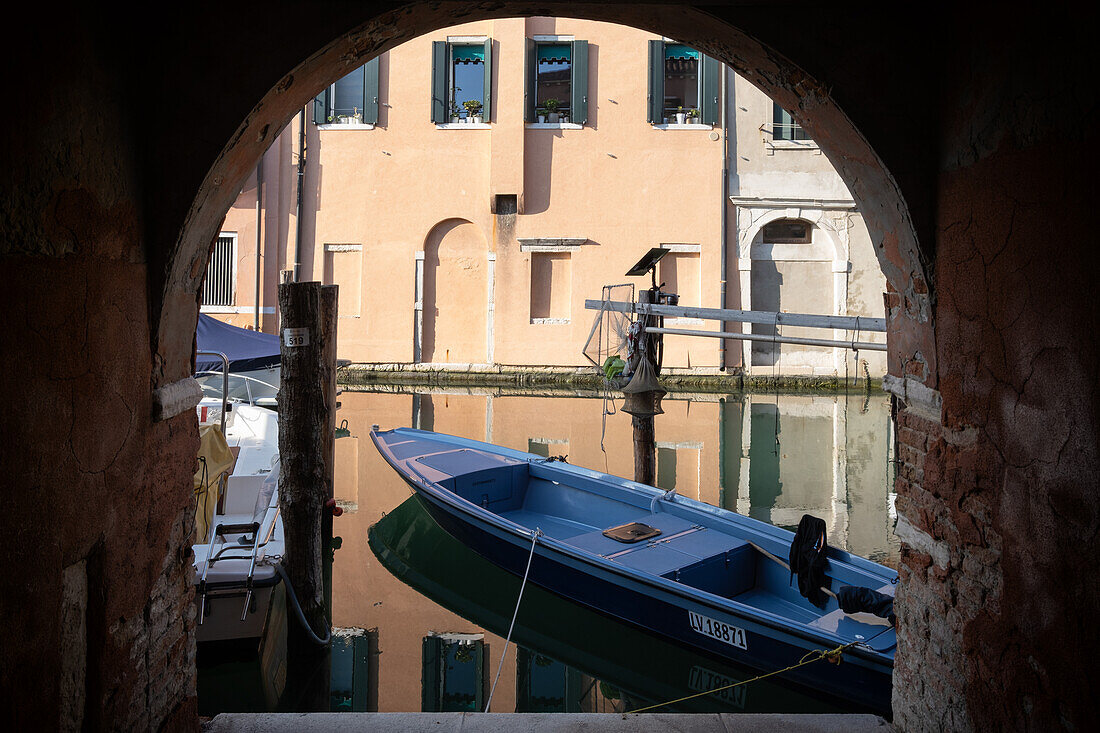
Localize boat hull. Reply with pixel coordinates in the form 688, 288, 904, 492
409, 485, 892, 715
195, 583, 277, 643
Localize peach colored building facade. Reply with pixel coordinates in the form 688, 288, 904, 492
209, 17, 886, 376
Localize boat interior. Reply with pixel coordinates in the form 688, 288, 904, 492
389, 437, 897, 651
193, 403, 283, 585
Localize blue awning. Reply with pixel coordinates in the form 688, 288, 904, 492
452, 45, 485, 64
537, 43, 571, 63
195, 314, 281, 373
664, 44, 700, 60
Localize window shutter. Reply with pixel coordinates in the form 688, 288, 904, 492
647, 40, 664, 123
481, 38, 493, 122
571, 40, 588, 125
312, 88, 328, 125
362, 56, 380, 125
431, 41, 447, 123
701, 55, 719, 124
422, 637, 442, 711
773, 102, 794, 140
525, 37, 536, 122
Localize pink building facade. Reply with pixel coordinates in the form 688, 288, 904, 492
209, 17, 886, 376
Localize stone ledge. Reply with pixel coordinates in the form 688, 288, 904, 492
203, 712, 892, 733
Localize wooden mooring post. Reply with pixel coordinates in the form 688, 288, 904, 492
626, 289, 661, 485
277, 280, 337, 710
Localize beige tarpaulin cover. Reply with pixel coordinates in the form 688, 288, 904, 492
194, 424, 234, 543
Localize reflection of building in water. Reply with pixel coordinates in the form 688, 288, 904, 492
421, 633, 488, 712
732, 394, 897, 560
330, 628, 378, 711
329, 389, 897, 711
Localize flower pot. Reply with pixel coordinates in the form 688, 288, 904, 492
675, 113, 686, 124
472, 115, 483, 124
537, 115, 546, 123
451, 116, 461, 124
548, 112, 560, 123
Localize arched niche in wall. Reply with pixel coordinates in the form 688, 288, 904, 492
420, 218, 489, 365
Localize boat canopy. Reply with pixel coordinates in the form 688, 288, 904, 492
195, 314, 281, 373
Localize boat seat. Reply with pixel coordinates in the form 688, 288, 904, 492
565, 513, 754, 594
564, 513, 696, 557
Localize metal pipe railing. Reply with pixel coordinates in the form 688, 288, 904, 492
195, 351, 229, 434
646, 326, 887, 352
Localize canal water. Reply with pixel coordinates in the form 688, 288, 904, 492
198, 386, 898, 717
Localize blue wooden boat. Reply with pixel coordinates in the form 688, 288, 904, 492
371, 427, 897, 712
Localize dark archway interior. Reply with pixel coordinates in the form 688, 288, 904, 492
2, 3, 1095, 731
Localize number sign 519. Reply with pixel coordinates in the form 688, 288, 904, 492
283, 328, 310, 348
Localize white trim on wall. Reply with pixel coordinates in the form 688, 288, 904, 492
200, 306, 276, 315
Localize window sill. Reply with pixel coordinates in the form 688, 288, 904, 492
765, 139, 819, 151
317, 122, 375, 130
526, 123, 584, 130
653, 123, 713, 130
530, 317, 571, 325
436, 122, 491, 130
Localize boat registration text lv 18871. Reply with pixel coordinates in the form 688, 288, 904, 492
688, 610, 748, 650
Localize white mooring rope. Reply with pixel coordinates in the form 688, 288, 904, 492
484, 527, 543, 712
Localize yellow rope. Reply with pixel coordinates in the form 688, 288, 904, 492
624, 641, 858, 714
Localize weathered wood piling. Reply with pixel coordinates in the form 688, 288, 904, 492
277, 280, 338, 709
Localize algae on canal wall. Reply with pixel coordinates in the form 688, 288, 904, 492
338, 364, 883, 396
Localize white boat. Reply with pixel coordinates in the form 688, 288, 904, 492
194, 314, 281, 409
192, 401, 283, 643
192, 318, 284, 643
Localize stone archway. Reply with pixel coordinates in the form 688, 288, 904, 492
158, 2, 932, 725
23, 4, 1099, 732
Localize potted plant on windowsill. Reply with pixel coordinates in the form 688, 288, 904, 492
450, 100, 462, 124
675, 105, 687, 124
688, 108, 700, 124
463, 99, 483, 124
544, 98, 561, 123
536, 106, 547, 124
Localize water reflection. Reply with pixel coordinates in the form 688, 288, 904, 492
199, 387, 898, 715
369, 493, 862, 714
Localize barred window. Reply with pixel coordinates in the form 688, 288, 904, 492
201, 234, 236, 307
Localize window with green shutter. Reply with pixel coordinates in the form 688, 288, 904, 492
647, 40, 719, 125
432, 39, 493, 123
312, 57, 380, 125
525, 39, 588, 124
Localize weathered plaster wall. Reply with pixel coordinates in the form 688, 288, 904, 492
889, 15, 1099, 732
1, 10, 198, 729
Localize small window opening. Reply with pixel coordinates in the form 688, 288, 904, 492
492, 194, 518, 215
762, 219, 812, 243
